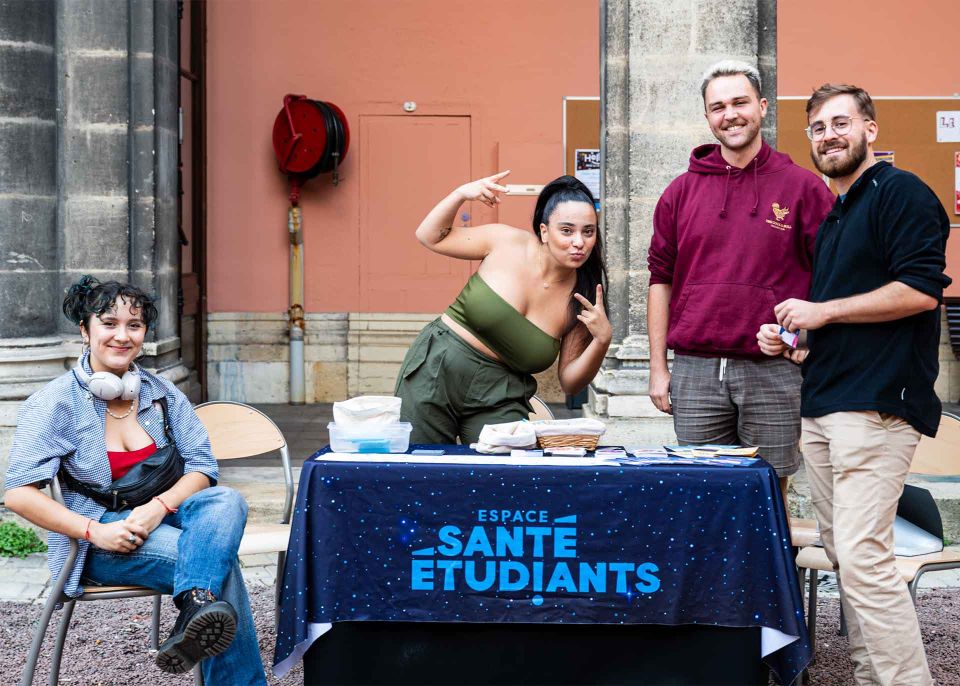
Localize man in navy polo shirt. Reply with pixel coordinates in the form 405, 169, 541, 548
758, 84, 950, 685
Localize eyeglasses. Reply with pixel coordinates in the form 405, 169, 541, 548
804, 116, 868, 141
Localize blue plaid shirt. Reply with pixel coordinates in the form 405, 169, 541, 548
3, 353, 218, 598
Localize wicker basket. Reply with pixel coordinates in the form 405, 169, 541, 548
531, 418, 605, 451
536, 434, 601, 450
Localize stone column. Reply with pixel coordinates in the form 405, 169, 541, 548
0, 0, 66, 479
590, 0, 775, 444
128, 0, 190, 386
55, 0, 186, 381
757, 0, 777, 148
1, 0, 186, 496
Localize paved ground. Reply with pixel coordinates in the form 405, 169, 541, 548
246, 403, 334, 467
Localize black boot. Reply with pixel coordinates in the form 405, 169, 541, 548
156, 588, 238, 674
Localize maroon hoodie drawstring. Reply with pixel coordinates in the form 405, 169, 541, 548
719, 166, 732, 218
750, 162, 759, 216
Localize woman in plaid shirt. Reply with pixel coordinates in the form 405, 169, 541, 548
4, 276, 266, 684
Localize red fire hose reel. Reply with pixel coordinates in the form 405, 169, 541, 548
271, 94, 350, 204
271, 95, 350, 403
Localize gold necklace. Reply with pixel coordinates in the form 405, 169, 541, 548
538, 245, 568, 289
106, 398, 136, 420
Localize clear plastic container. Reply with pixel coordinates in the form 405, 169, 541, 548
328, 422, 413, 453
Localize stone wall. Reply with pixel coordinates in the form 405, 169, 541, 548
0, 0, 188, 500
936, 308, 960, 404
206, 312, 566, 405
207, 313, 348, 404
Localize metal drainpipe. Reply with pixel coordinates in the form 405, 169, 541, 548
288, 204, 306, 405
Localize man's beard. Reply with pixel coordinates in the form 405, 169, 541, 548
715, 119, 760, 151
811, 133, 868, 178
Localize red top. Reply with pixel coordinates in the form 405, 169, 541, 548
107, 442, 157, 480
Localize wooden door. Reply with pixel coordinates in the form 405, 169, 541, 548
359, 115, 472, 312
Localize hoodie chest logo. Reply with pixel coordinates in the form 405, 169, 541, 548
766, 203, 792, 231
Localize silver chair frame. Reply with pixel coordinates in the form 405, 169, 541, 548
800, 555, 960, 658
22, 403, 292, 684
195, 399, 295, 624
20, 479, 203, 685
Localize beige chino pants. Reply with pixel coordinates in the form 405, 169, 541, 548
802, 411, 933, 686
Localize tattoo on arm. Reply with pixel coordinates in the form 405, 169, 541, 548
437, 226, 452, 241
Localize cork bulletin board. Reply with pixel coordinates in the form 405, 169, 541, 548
778, 97, 960, 296
563, 97, 601, 177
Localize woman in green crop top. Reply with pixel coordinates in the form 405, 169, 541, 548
394, 172, 611, 445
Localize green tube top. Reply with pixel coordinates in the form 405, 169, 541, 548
445, 273, 561, 374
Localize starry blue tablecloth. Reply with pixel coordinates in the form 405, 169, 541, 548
273, 446, 811, 684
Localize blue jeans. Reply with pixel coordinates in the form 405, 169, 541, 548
83, 486, 267, 686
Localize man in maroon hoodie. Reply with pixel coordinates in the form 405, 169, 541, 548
647, 60, 834, 501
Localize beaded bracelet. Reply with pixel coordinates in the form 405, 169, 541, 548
154, 495, 178, 514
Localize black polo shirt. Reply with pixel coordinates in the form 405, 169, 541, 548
801, 162, 951, 436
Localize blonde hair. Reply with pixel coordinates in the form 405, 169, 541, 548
700, 60, 762, 103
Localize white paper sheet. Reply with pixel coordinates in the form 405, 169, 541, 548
574, 148, 601, 197
761, 627, 799, 657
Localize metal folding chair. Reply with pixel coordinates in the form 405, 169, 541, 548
795, 411, 960, 655
20, 479, 201, 686
194, 401, 294, 623
21, 401, 294, 685
528, 395, 556, 421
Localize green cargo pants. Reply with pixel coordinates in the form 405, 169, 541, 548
394, 319, 538, 445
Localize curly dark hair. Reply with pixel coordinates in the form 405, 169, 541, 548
62, 275, 158, 331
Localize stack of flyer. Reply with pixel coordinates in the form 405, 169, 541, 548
624, 445, 759, 467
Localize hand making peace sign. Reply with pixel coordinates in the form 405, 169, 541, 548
455, 170, 511, 207
573, 284, 612, 345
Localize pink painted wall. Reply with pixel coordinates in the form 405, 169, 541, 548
206, 1, 599, 313
778, 1, 960, 97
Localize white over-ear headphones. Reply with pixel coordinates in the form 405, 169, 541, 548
73, 355, 141, 401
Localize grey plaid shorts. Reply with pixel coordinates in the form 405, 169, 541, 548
670, 354, 802, 477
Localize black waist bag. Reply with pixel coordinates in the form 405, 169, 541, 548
60, 397, 185, 511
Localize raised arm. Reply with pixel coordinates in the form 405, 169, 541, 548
416, 171, 515, 260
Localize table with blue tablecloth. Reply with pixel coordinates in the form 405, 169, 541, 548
273, 446, 810, 685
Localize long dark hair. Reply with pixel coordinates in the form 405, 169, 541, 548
62, 275, 158, 331
532, 176, 607, 332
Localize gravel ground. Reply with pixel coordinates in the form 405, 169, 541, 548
3, 586, 957, 685
3, 586, 302, 685
805, 590, 960, 686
